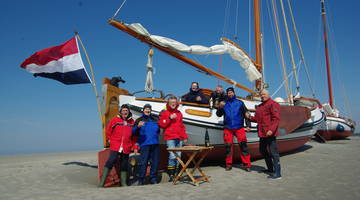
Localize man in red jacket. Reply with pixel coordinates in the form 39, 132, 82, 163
98, 104, 138, 187
249, 89, 282, 179
158, 96, 188, 181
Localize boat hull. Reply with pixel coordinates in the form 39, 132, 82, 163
118, 94, 324, 168
317, 116, 355, 140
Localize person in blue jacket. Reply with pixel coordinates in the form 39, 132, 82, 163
216, 87, 251, 171
132, 104, 160, 185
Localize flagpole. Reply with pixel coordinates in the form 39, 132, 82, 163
75, 33, 104, 127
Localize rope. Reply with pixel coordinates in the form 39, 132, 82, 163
234, 0, 239, 40
279, 0, 300, 93
286, 0, 316, 98
144, 48, 154, 93
270, 0, 292, 103
271, 70, 294, 98
222, 0, 232, 38
112, 0, 128, 20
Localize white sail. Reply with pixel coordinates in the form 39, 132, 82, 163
125, 23, 261, 81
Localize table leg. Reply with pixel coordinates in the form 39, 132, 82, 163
190, 150, 211, 183
172, 151, 198, 185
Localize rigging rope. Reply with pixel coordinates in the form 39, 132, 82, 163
286, 0, 316, 98
234, 0, 239, 40
279, 0, 300, 93
112, 0, 128, 20
270, 0, 292, 103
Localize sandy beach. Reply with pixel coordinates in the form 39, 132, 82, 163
0, 136, 359, 200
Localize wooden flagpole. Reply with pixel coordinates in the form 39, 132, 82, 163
75, 32, 104, 128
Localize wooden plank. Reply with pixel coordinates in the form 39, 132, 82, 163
185, 109, 212, 117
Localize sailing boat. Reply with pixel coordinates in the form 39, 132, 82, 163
316, 0, 356, 140
102, 0, 324, 166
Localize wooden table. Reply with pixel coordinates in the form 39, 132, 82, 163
167, 146, 214, 186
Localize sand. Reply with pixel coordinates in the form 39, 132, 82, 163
0, 137, 359, 200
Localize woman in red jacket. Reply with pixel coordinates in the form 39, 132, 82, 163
158, 96, 188, 181
98, 104, 138, 187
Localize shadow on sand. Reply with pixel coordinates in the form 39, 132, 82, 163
62, 161, 98, 169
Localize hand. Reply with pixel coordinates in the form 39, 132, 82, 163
266, 130, 273, 136
183, 139, 188, 144
138, 121, 145, 127
244, 127, 250, 132
219, 101, 225, 108
196, 96, 202, 101
170, 113, 177, 119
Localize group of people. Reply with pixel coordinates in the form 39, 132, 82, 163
98, 96, 188, 187
98, 83, 282, 187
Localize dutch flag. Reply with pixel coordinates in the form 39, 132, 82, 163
20, 37, 91, 85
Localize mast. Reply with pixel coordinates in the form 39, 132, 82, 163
254, 0, 263, 91
321, 0, 334, 108
108, 19, 255, 94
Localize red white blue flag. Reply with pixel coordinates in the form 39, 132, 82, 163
20, 37, 91, 85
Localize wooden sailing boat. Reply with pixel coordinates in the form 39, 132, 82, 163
316, 0, 356, 140
100, 0, 325, 176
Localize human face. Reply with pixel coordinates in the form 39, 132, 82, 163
191, 83, 198, 91
260, 90, 270, 102
143, 108, 151, 116
168, 99, 177, 109
216, 86, 223, 94
120, 108, 129, 118
227, 90, 235, 98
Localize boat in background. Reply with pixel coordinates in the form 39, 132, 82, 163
316, 0, 356, 141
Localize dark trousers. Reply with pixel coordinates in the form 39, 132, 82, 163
259, 136, 281, 176
138, 144, 160, 181
105, 150, 129, 172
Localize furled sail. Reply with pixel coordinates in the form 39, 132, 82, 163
126, 23, 261, 81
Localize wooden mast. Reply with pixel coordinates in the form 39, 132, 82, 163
321, 0, 334, 108
254, 0, 263, 91
108, 19, 255, 94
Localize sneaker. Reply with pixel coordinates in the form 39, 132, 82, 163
267, 174, 282, 180
225, 166, 232, 171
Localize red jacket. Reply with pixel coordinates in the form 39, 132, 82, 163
158, 104, 188, 141
251, 98, 281, 138
106, 115, 138, 154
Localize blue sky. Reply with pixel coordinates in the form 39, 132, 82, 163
0, 0, 359, 155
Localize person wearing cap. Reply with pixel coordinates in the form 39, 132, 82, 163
132, 104, 160, 185
209, 85, 226, 108
248, 89, 281, 179
216, 87, 252, 171
158, 96, 188, 181
98, 104, 138, 187
182, 82, 209, 104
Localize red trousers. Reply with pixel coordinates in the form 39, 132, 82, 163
224, 128, 251, 168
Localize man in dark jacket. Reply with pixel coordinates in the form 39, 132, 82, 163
182, 82, 209, 104
249, 89, 281, 179
132, 104, 160, 185
216, 87, 251, 171
210, 85, 226, 108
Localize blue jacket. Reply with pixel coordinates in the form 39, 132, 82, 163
132, 114, 160, 147
216, 96, 250, 129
